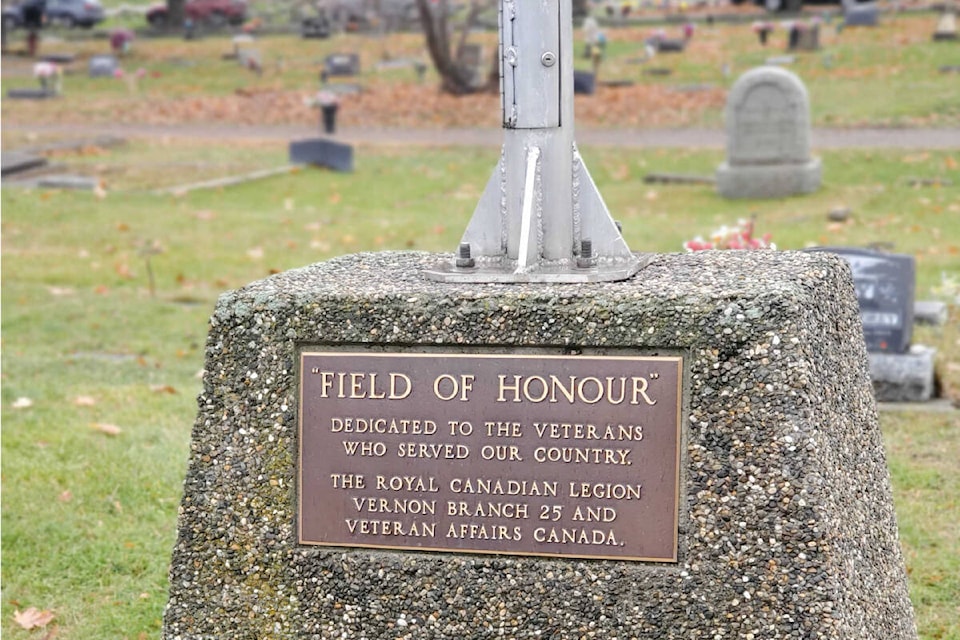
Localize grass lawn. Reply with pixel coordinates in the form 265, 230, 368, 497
1, 141, 958, 638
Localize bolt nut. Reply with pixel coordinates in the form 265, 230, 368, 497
576, 238, 597, 269
541, 51, 557, 67
456, 242, 475, 269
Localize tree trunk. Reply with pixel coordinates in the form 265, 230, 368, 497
416, 0, 492, 95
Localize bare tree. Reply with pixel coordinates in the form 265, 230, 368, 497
415, 0, 496, 95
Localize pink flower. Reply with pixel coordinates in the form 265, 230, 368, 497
683, 219, 775, 252
33, 62, 59, 78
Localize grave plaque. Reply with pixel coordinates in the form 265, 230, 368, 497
299, 351, 683, 562
324, 52, 361, 77
88, 54, 118, 78
810, 247, 915, 353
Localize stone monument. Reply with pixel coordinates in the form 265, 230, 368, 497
933, 5, 957, 41
163, 1, 916, 638
810, 247, 936, 403
716, 66, 822, 199
843, 0, 880, 27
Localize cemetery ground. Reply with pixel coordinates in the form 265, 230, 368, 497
2, 8, 959, 640
2, 140, 959, 639
1, 11, 958, 128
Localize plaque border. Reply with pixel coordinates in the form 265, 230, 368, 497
297, 348, 685, 563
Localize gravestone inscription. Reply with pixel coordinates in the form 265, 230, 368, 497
716, 66, 821, 198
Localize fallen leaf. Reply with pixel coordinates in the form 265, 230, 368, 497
12, 397, 33, 409
149, 384, 177, 394
47, 286, 75, 297
73, 395, 97, 406
283, 197, 295, 211
328, 192, 341, 204
114, 262, 134, 279
58, 490, 73, 502
91, 422, 122, 436
247, 247, 264, 260
14, 607, 55, 630
901, 153, 930, 164
193, 209, 216, 221
94, 285, 110, 295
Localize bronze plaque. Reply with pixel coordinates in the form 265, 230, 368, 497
298, 351, 683, 562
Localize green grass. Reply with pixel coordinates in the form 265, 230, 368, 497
2, 144, 959, 639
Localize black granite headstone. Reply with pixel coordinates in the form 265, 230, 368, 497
844, 2, 879, 26
323, 53, 360, 77
655, 38, 686, 52
811, 247, 915, 353
573, 70, 595, 95
289, 138, 353, 173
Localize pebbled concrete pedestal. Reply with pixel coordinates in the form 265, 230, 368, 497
163, 250, 916, 640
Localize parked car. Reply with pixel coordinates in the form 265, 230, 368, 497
3, 0, 104, 29
145, 0, 247, 28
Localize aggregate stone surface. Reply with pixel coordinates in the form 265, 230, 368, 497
163, 250, 916, 640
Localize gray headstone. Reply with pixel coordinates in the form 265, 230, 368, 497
869, 347, 936, 402
88, 55, 119, 78
324, 53, 361, 77
933, 11, 957, 40
457, 43, 487, 88
844, 2, 879, 26
810, 247, 916, 354
794, 24, 820, 50
716, 66, 822, 199
914, 300, 948, 326
289, 138, 354, 173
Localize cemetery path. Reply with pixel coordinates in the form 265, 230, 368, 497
6, 122, 960, 149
